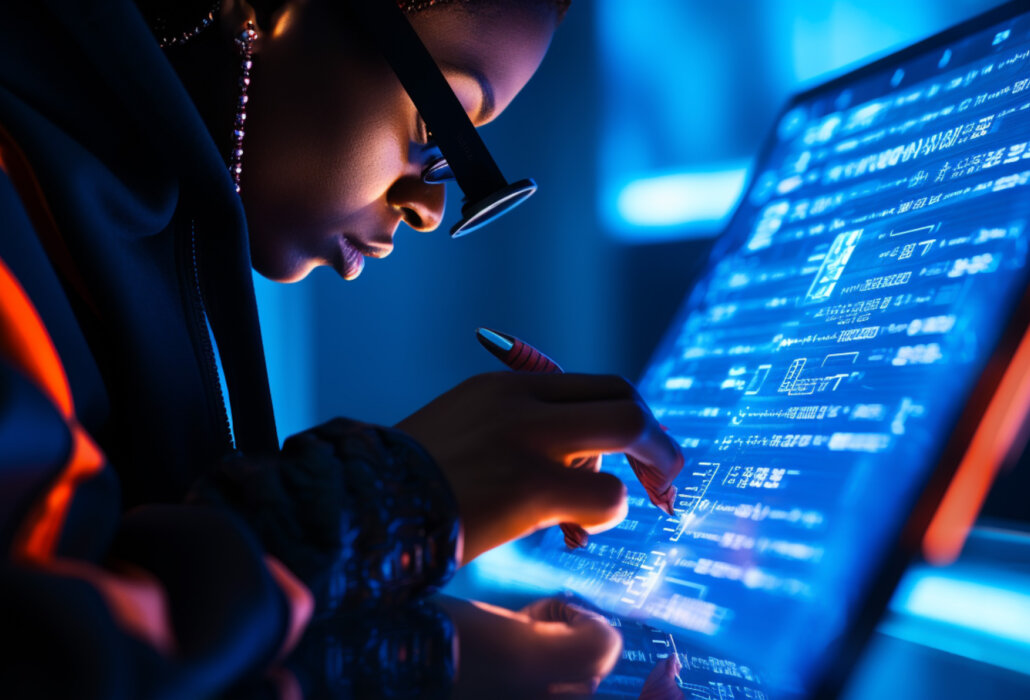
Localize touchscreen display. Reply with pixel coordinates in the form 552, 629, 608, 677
501, 7, 1030, 693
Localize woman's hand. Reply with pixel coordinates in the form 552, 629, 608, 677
396, 372, 684, 563
436, 595, 623, 698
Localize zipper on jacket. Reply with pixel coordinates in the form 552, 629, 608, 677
189, 220, 235, 451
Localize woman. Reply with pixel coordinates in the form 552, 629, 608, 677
0, 0, 683, 695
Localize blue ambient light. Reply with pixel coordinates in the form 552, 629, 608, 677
613, 164, 750, 233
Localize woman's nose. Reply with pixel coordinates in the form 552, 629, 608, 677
386, 175, 446, 232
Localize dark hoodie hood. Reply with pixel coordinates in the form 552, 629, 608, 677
0, 0, 278, 503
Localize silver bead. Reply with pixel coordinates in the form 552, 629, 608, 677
227, 20, 258, 194
156, 0, 221, 49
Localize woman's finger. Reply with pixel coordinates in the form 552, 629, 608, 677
638, 655, 683, 700
519, 597, 623, 683
630, 455, 680, 516
532, 400, 684, 503
567, 454, 601, 471
532, 400, 669, 453
517, 372, 640, 403
560, 454, 602, 548
538, 467, 628, 531
442, 596, 621, 698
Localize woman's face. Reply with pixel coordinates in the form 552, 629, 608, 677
241, 0, 558, 282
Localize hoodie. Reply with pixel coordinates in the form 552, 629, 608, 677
0, 0, 460, 695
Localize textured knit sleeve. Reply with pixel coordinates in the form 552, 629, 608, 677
189, 417, 461, 616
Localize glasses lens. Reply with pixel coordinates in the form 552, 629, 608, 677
422, 157, 454, 184
451, 178, 537, 237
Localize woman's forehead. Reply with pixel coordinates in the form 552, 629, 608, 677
408, 3, 558, 123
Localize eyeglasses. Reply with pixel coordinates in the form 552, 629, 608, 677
421, 152, 453, 185
350, 0, 537, 237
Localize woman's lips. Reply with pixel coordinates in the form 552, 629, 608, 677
335, 236, 365, 281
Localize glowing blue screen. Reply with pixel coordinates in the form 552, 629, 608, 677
520, 8, 1030, 693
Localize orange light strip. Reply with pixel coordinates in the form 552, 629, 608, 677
923, 320, 1030, 564
0, 258, 105, 563
16, 424, 106, 562
0, 256, 73, 417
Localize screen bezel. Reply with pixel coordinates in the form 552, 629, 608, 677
640, 2, 1030, 695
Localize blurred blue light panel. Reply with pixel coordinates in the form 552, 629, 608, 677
612, 162, 749, 236
898, 575, 1030, 647
882, 526, 1030, 676
883, 566, 1030, 676
598, 0, 1009, 243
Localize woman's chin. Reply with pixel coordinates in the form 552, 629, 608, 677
251, 250, 319, 284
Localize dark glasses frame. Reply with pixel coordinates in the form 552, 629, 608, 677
350, 0, 537, 237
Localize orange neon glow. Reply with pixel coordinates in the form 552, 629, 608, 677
16, 423, 106, 562
0, 256, 178, 649
923, 320, 1030, 564
0, 258, 106, 563
0, 257, 73, 417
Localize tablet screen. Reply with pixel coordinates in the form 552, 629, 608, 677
505, 5, 1030, 693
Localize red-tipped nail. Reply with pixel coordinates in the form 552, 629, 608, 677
652, 485, 676, 516
663, 487, 678, 515
561, 523, 588, 548
476, 327, 563, 373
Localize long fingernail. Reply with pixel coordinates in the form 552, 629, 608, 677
561, 524, 588, 549
651, 485, 676, 515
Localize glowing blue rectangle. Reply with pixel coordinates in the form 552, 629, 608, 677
610, 165, 749, 235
